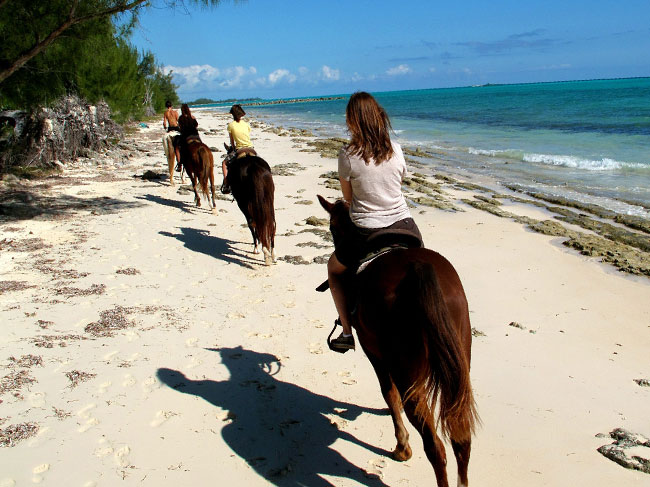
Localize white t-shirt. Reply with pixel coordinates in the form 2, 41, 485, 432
338, 141, 411, 229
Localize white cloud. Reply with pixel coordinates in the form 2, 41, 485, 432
163, 64, 257, 90
268, 69, 297, 85
298, 66, 309, 76
386, 64, 411, 76
320, 65, 340, 81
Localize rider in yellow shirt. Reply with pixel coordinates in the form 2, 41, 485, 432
221, 104, 253, 194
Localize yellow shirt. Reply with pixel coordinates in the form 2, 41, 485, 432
227, 120, 253, 148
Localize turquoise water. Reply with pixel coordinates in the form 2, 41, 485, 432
206, 78, 650, 218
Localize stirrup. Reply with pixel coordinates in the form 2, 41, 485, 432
327, 319, 355, 353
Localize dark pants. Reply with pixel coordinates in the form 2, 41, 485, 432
334, 217, 423, 268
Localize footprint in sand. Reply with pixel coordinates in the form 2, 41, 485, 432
114, 445, 132, 468
29, 391, 46, 408
122, 374, 136, 387
98, 381, 112, 394
365, 458, 387, 480
283, 301, 296, 308
150, 410, 179, 427
0, 479, 16, 487
338, 371, 357, 385
185, 337, 199, 348
104, 351, 119, 362
94, 437, 114, 458
309, 343, 323, 354
125, 330, 140, 342
226, 312, 245, 319
32, 464, 50, 484
142, 376, 159, 395
287, 283, 296, 292
77, 404, 99, 432
186, 356, 203, 369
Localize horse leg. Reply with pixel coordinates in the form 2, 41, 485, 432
366, 354, 412, 461
403, 398, 449, 487
209, 167, 216, 210
189, 173, 201, 207
451, 440, 471, 487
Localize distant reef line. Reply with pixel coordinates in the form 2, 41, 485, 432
188, 96, 345, 107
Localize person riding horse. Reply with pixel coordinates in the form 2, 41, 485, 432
221, 104, 256, 194
326, 92, 423, 353
176, 103, 200, 170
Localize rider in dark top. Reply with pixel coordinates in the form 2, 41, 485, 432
175, 104, 199, 168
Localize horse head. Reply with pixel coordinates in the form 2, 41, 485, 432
317, 195, 353, 250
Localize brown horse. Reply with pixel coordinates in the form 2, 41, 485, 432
226, 145, 276, 265
179, 136, 216, 210
318, 195, 479, 487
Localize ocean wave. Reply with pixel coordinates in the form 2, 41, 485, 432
522, 153, 647, 171
467, 146, 647, 172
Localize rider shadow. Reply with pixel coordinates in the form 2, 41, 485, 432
159, 226, 258, 269
157, 346, 391, 487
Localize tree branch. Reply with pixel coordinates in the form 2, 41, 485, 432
0, 0, 148, 84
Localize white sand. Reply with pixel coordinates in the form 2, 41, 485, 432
1, 109, 648, 486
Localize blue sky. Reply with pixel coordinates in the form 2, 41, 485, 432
130, 0, 650, 101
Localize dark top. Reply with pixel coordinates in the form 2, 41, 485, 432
178, 115, 199, 138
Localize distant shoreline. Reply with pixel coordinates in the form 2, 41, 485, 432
190, 96, 345, 108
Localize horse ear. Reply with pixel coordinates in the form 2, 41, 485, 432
223, 142, 229, 151
317, 194, 333, 214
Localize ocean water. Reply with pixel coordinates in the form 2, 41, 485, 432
206, 78, 650, 218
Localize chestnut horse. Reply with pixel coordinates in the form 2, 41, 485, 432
179, 137, 216, 210
225, 145, 276, 265
318, 195, 478, 487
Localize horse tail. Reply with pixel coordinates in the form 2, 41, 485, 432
249, 164, 275, 250
198, 145, 213, 197
393, 261, 478, 442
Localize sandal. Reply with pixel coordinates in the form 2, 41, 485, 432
327, 319, 355, 353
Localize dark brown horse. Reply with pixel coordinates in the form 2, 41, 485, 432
226, 145, 276, 265
179, 136, 216, 211
318, 195, 479, 487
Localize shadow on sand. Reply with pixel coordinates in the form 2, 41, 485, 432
157, 346, 391, 486
159, 226, 259, 268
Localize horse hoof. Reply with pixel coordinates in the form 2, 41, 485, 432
211, 207, 217, 215
392, 445, 412, 462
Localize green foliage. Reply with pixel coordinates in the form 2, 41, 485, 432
0, 0, 179, 122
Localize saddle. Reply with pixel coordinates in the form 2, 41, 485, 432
315, 228, 422, 293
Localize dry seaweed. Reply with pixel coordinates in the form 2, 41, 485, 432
272, 163, 305, 176
0, 370, 36, 395
298, 228, 332, 242
0, 281, 36, 294
0, 237, 49, 252
278, 255, 311, 265
7, 354, 43, 368
116, 267, 140, 275
84, 306, 136, 337
0, 422, 39, 447
65, 370, 96, 388
31, 334, 87, 348
305, 216, 328, 227
54, 283, 106, 297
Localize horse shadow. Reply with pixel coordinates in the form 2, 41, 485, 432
137, 193, 198, 214
157, 346, 391, 487
159, 226, 259, 269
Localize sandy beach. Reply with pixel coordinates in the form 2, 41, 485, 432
1, 109, 649, 486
